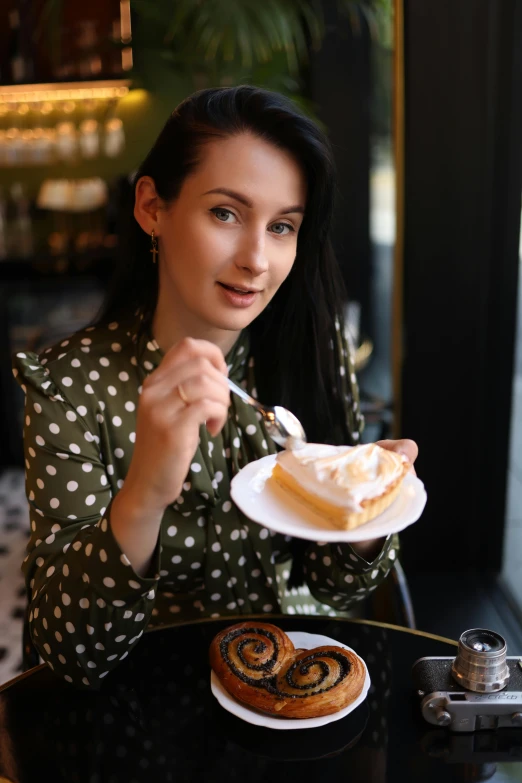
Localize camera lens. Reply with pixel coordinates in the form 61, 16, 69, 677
452, 628, 509, 693
461, 629, 505, 654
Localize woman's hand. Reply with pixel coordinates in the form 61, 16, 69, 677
123, 337, 230, 513
349, 437, 419, 561
375, 438, 418, 474
110, 337, 230, 575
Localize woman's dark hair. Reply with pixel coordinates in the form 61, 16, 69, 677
99, 85, 353, 446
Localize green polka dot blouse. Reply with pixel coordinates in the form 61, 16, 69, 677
12, 313, 399, 687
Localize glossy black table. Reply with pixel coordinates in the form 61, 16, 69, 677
0, 616, 521, 782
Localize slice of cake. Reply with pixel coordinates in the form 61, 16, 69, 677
271, 443, 410, 530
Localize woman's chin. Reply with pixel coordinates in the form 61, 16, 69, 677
210, 314, 259, 334
207, 302, 264, 332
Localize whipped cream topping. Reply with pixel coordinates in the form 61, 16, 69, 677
276, 443, 408, 512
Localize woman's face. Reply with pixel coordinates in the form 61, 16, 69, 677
151, 133, 307, 348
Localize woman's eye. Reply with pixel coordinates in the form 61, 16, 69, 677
211, 208, 235, 222
270, 222, 294, 236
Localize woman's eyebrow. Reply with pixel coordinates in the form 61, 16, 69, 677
202, 187, 305, 215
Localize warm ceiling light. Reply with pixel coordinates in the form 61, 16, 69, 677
121, 48, 133, 71
120, 0, 132, 43
0, 80, 131, 106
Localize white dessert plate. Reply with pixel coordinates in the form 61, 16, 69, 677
210, 630, 371, 730
230, 452, 427, 543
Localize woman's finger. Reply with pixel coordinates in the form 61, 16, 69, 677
182, 398, 230, 436
376, 438, 418, 466
147, 337, 228, 388
139, 372, 230, 430
171, 369, 230, 408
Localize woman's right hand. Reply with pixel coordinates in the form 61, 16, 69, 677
119, 337, 230, 515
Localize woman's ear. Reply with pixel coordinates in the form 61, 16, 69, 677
134, 176, 162, 236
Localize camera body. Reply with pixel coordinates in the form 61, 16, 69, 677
412, 655, 522, 732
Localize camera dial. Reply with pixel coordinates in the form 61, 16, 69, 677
452, 629, 510, 693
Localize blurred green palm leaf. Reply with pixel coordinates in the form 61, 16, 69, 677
39, 0, 391, 100
131, 0, 386, 75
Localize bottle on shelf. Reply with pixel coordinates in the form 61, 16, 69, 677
8, 9, 24, 83
75, 20, 102, 79
10, 183, 34, 259
8, 6, 33, 84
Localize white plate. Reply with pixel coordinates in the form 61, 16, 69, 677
210, 630, 371, 730
230, 453, 427, 543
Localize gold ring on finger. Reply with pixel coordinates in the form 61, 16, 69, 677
177, 383, 190, 405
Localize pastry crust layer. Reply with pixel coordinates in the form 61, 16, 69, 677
271, 448, 409, 530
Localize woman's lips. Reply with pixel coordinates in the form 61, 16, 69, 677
217, 282, 259, 308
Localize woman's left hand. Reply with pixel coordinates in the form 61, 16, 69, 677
375, 438, 418, 474
348, 437, 419, 560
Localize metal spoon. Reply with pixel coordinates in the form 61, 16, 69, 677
227, 378, 307, 450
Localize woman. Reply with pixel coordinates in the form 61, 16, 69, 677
13, 86, 417, 687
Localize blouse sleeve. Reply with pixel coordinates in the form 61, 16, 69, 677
13, 352, 161, 689
303, 534, 400, 611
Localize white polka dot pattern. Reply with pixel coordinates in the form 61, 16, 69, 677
11, 314, 389, 688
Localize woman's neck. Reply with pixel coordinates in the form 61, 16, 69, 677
152, 291, 240, 357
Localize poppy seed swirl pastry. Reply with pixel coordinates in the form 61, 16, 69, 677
209, 621, 366, 718
271, 442, 410, 530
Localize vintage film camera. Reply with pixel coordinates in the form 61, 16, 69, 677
412, 628, 522, 732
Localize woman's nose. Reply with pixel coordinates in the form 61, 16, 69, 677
235, 231, 269, 275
